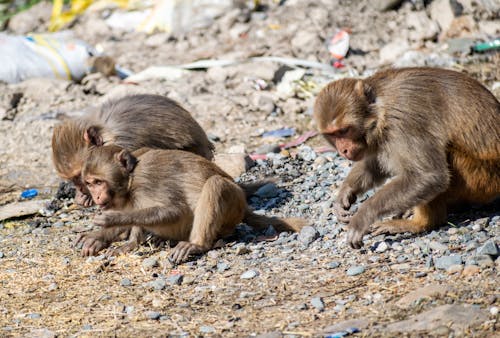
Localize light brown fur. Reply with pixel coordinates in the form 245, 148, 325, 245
314, 67, 500, 248
79, 146, 306, 262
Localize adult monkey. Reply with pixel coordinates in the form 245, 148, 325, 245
52, 94, 215, 207
314, 67, 500, 248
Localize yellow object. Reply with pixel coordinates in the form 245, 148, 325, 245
30, 34, 72, 79
49, 0, 130, 31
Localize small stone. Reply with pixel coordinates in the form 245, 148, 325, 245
447, 228, 458, 235
235, 245, 251, 255
255, 183, 279, 198
346, 265, 365, 276
168, 274, 183, 286
255, 144, 281, 155
490, 306, 499, 316
240, 269, 259, 279
199, 326, 215, 334
48, 282, 58, 291
142, 257, 158, 269
145, 311, 161, 320
27, 313, 42, 319
470, 255, 494, 268
217, 262, 230, 273
148, 278, 167, 291
446, 264, 463, 274
434, 255, 462, 270
429, 241, 448, 253
120, 278, 132, 287
298, 226, 319, 246
375, 241, 389, 253
477, 239, 498, 257
82, 324, 92, 330
327, 261, 341, 269
310, 297, 325, 311
462, 265, 480, 276
415, 272, 427, 278
52, 221, 64, 228
0, 252, 4, 258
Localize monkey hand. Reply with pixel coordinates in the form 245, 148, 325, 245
334, 187, 357, 223
75, 232, 110, 256
346, 213, 369, 249
93, 212, 118, 227
75, 190, 94, 207
169, 241, 207, 264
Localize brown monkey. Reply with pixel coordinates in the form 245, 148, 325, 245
52, 94, 215, 207
314, 67, 500, 248
79, 146, 306, 261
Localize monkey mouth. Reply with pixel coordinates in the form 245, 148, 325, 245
98, 202, 110, 210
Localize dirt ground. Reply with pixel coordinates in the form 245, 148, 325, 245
0, 0, 499, 336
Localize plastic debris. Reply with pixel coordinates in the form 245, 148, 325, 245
473, 39, 500, 53
325, 327, 360, 338
262, 127, 296, 138
21, 189, 38, 199
327, 29, 350, 60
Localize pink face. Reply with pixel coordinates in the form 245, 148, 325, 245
322, 126, 364, 161
84, 175, 112, 209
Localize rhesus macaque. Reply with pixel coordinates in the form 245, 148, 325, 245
52, 94, 215, 207
78, 146, 306, 262
314, 67, 500, 248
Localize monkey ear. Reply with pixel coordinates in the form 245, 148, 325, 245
116, 149, 138, 173
84, 126, 104, 147
355, 80, 376, 104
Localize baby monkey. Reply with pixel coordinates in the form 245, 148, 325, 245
79, 146, 305, 263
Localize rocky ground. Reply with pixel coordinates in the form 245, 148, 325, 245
0, 0, 499, 336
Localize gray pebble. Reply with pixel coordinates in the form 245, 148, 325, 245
467, 255, 494, 268
375, 241, 389, 253
429, 241, 448, 253
52, 221, 64, 228
145, 311, 161, 320
217, 262, 230, 273
27, 313, 41, 319
120, 278, 132, 287
48, 283, 58, 291
199, 326, 215, 333
0, 251, 4, 258
168, 274, 183, 285
346, 265, 365, 276
298, 226, 319, 246
434, 254, 462, 270
465, 240, 479, 251
148, 278, 167, 291
82, 324, 92, 330
477, 239, 498, 257
310, 297, 325, 311
327, 261, 341, 269
142, 257, 158, 269
240, 269, 259, 279
255, 183, 279, 198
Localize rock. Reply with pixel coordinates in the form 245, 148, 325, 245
168, 274, 183, 286
346, 265, 365, 276
443, 15, 477, 39
322, 319, 370, 334
214, 153, 254, 178
446, 264, 463, 274
467, 255, 494, 268
28, 328, 55, 338
199, 326, 215, 334
478, 20, 500, 36
7, 2, 52, 34
477, 239, 498, 257
217, 262, 230, 272
385, 304, 488, 332
255, 183, 279, 198
27, 313, 42, 319
298, 226, 319, 246
379, 39, 410, 64
147, 278, 167, 291
0, 199, 51, 222
429, 0, 457, 33
240, 269, 259, 279
490, 306, 499, 316
406, 11, 439, 42
434, 254, 462, 270
327, 261, 341, 269
375, 241, 389, 253
429, 241, 448, 253
372, 0, 403, 11
255, 332, 281, 338
120, 278, 132, 287
145, 311, 161, 320
48, 282, 58, 291
0, 252, 4, 258
255, 144, 281, 155
310, 297, 325, 311
142, 257, 158, 269
462, 265, 480, 276
396, 284, 450, 308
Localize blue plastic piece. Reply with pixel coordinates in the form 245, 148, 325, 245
262, 127, 296, 138
21, 189, 38, 199
325, 327, 360, 338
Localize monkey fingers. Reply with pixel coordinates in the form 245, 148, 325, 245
75, 190, 94, 207
77, 235, 110, 256
333, 203, 354, 223
169, 241, 206, 264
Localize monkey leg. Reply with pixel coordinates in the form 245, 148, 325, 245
108, 226, 144, 256
169, 175, 246, 264
371, 197, 447, 236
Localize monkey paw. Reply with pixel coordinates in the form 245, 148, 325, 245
93, 212, 117, 227
108, 241, 139, 256
169, 241, 206, 264
346, 227, 364, 249
75, 233, 109, 256
75, 190, 94, 207
334, 203, 354, 223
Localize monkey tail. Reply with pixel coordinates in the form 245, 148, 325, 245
243, 209, 307, 233
238, 178, 277, 199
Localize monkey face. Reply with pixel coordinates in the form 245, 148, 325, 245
322, 126, 366, 161
84, 175, 113, 209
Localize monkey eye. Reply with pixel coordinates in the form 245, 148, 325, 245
95, 179, 103, 186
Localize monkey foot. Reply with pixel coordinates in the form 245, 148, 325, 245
75, 233, 110, 256
169, 241, 207, 264
371, 219, 424, 236
334, 204, 354, 223
346, 227, 365, 249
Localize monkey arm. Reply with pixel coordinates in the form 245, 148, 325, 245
94, 206, 186, 228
